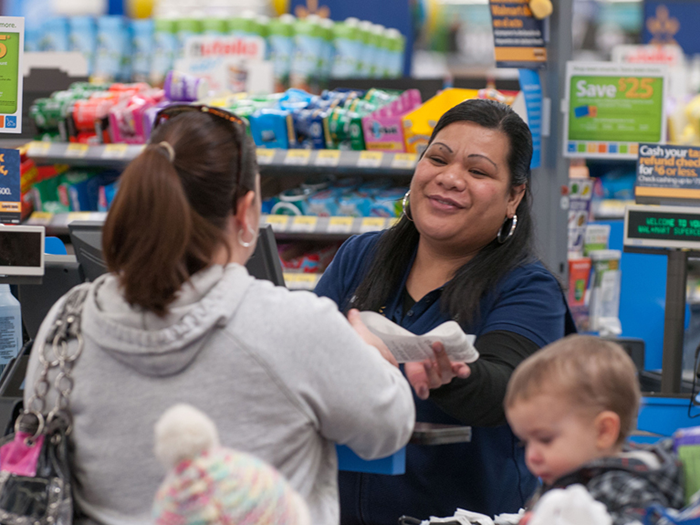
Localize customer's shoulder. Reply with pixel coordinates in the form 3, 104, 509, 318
243, 279, 343, 322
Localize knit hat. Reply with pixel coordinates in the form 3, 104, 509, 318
152, 404, 311, 525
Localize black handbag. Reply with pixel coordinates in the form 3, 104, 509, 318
0, 286, 88, 525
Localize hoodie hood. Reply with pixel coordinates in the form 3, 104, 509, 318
81, 264, 255, 377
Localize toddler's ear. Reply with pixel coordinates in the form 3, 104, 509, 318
594, 411, 621, 451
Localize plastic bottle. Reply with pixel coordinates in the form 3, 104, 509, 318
268, 14, 296, 91
331, 17, 361, 79
384, 28, 405, 78
0, 285, 21, 375
151, 17, 178, 86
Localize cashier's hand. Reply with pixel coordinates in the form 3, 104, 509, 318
347, 309, 399, 368
405, 342, 471, 400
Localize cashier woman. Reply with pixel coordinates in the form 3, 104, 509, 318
315, 99, 575, 525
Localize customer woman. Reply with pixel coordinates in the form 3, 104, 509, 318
315, 99, 575, 524
24, 107, 415, 525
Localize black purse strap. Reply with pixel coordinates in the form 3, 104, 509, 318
20, 285, 90, 437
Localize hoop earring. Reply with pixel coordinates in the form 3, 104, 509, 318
497, 214, 517, 244
237, 225, 256, 248
402, 190, 414, 222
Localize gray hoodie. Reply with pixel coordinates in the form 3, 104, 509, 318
24, 264, 415, 525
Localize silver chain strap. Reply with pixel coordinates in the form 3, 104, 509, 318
20, 286, 89, 438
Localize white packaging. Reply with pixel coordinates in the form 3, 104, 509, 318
359, 311, 479, 364
0, 284, 21, 375
588, 249, 622, 336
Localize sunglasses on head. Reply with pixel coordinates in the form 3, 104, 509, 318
153, 104, 247, 130
152, 104, 249, 195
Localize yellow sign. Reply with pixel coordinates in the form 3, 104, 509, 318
264, 214, 289, 231
257, 148, 276, 165
102, 144, 129, 159
291, 215, 318, 233
315, 150, 341, 167
358, 151, 383, 168
328, 216, 354, 234
66, 143, 89, 158
360, 217, 386, 233
284, 149, 311, 166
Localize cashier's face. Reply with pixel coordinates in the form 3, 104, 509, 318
410, 122, 525, 256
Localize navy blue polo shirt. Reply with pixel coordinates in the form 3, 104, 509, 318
315, 231, 572, 524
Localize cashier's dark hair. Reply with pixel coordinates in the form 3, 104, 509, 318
351, 99, 534, 325
103, 112, 257, 317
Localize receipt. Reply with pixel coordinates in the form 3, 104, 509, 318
359, 311, 479, 364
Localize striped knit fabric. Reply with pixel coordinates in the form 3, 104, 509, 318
153, 447, 310, 525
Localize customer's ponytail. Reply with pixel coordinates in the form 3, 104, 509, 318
102, 111, 257, 317
103, 145, 195, 316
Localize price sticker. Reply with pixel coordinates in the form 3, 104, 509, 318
357, 151, 383, 168
360, 217, 387, 233
391, 153, 417, 169
257, 149, 276, 165
290, 215, 318, 233
327, 216, 354, 234
67, 212, 92, 223
315, 150, 341, 167
27, 141, 51, 156
65, 143, 89, 158
264, 214, 289, 232
284, 149, 311, 166
617, 77, 655, 99
283, 272, 320, 290
27, 211, 53, 225
387, 217, 400, 228
102, 144, 128, 159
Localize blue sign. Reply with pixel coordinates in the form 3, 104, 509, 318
518, 69, 542, 169
289, 0, 413, 76
643, 2, 700, 54
0, 148, 21, 224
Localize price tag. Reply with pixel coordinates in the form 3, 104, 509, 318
327, 216, 354, 234
387, 217, 400, 228
102, 144, 128, 159
360, 217, 386, 233
65, 144, 89, 158
67, 212, 92, 223
27, 141, 51, 156
391, 153, 417, 169
315, 150, 341, 167
290, 215, 318, 233
357, 151, 383, 168
27, 211, 53, 225
284, 149, 311, 166
283, 273, 320, 290
264, 214, 289, 232
257, 149, 276, 165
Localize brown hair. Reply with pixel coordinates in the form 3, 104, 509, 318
504, 335, 641, 444
103, 111, 257, 316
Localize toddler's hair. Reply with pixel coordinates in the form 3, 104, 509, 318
504, 335, 640, 444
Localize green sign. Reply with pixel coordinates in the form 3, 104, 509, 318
564, 62, 667, 159
0, 17, 23, 134
0, 32, 20, 115
624, 205, 700, 250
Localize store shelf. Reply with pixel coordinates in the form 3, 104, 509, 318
283, 272, 322, 291
25, 142, 418, 176
27, 211, 398, 238
262, 214, 397, 241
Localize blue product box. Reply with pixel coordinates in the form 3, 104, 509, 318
249, 109, 293, 149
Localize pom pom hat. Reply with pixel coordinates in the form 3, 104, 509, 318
153, 404, 311, 525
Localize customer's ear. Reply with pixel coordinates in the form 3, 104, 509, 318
594, 410, 621, 450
